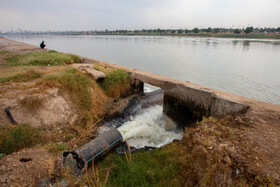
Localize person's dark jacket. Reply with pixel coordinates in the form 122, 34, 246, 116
40, 41, 46, 49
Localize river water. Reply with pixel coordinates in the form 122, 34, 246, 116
4, 35, 280, 105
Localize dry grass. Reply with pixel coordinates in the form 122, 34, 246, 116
86, 160, 110, 187
18, 96, 44, 111
168, 116, 277, 186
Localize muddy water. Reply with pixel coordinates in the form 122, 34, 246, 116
4, 35, 280, 104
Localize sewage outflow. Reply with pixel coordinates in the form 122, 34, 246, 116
117, 105, 182, 149
104, 89, 183, 149
61, 89, 183, 177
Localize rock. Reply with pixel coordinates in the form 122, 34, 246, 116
236, 116, 245, 124
71, 63, 106, 80
236, 169, 240, 175
130, 116, 134, 121
84, 68, 106, 80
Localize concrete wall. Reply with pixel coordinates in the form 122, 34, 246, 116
81, 57, 250, 126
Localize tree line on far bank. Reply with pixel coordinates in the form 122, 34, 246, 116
96, 26, 280, 35
1, 26, 280, 36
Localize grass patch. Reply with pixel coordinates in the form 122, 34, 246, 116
5, 51, 80, 66
95, 65, 131, 98
96, 148, 181, 187
0, 69, 42, 84
45, 142, 68, 153
0, 51, 10, 55
0, 124, 42, 155
44, 68, 93, 111
43, 67, 107, 126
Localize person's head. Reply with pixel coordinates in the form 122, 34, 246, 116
42, 41, 44, 43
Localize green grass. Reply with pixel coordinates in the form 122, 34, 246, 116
0, 69, 42, 84
5, 51, 80, 66
0, 51, 10, 55
97, 148, 182, 187
45, 142, 68, 153
0, 124, 42, 155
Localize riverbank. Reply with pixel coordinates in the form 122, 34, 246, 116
0, 37, 280, 186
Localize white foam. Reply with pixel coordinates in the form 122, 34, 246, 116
117, 105, 182, 149
144, 87, 154, 93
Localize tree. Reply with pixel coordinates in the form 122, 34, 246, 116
233, 29, 241, 34
206, 27, 212, 33
193, 28, 199, 33
178, 29, 183, 34
213, 28, 220, 33
276, 27, 280, 32
244, 26, 254, 34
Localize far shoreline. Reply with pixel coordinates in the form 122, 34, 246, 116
2, 32, 280, 40
68, 33, 280, 40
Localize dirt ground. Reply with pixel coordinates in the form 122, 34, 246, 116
0, 148, 56, 186
1, 37, 280, 185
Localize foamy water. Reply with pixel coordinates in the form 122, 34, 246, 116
117, 105, 182, 149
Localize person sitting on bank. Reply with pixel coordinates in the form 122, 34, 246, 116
40, 41, 46, 49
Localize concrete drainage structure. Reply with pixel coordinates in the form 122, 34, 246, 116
63, 60, 251, 175
74, 58, 250, 126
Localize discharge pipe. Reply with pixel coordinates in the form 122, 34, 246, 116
62, 128, 123, 175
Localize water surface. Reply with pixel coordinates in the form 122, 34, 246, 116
5, 35, 280, 104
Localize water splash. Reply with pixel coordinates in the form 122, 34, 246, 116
117, 105, 182, 149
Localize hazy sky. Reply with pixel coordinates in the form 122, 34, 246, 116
1, 0, 279, 31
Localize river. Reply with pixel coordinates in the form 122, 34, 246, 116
4, 35, 280, 105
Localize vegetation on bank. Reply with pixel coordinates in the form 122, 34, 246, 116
0, 69, 42, 84
94, 32, 280, 39
0, 125, 42, 155
0, 48, 130, 161
43, 67, 108, 126
73, 26, 280, 39
95, 64, 131, 98
5, 50, 80, 66
70, 117, 277, 187
3, 26, 280, 39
